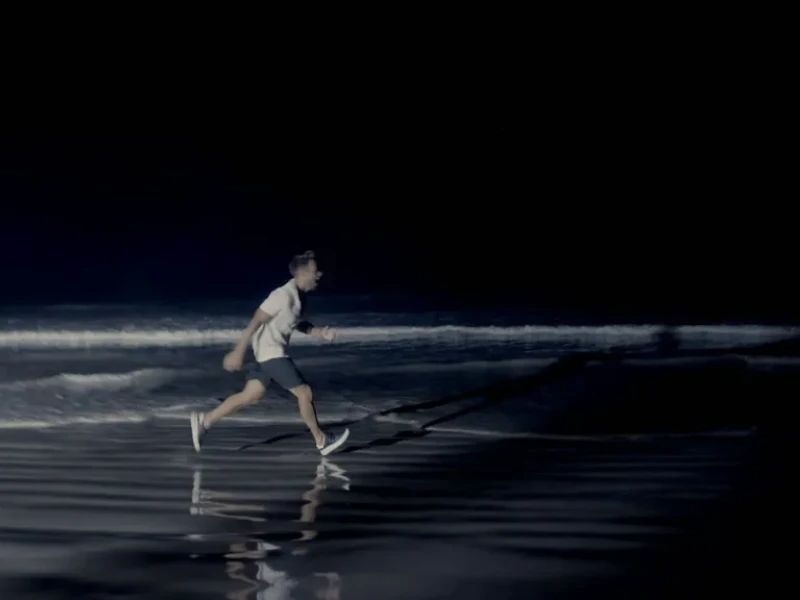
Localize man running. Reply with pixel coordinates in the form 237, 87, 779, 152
190, 251, 349, 455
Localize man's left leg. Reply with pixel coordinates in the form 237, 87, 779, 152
289, 383, 349, 455
266, 357, 348, 454
289, 383, 326, 448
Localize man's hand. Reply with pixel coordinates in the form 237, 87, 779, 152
223, 349, 244, 371
317, 326, 336, 342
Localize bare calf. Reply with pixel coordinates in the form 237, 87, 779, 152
290, 384, 326, 447
203, 379, 266, 429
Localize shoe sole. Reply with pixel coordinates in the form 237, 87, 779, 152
190, 413, 202, 453
319, 428, 350, 456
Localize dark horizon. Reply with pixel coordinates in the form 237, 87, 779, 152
2, 126, 794, 323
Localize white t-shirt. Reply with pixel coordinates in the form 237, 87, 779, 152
251, 278, 305, 362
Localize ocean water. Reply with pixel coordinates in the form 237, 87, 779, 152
0, 301, 795, 431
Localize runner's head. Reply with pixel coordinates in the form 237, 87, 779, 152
289, 250, 322, 291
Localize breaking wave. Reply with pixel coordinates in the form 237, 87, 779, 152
0, 324, 794, 350
0, 367, 187, 392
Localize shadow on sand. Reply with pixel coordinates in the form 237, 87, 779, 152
236, 351, 603, 452
237, 334, 800, 453
209, 336, 800, 598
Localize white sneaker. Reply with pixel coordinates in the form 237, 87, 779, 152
190, 412, 206, 453
317, 428, 350, 456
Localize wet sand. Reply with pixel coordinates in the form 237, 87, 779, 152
0, 354, 795, 599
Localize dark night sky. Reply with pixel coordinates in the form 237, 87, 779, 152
1, 86, 793, 321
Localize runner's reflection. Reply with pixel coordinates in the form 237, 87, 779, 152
189, 458, 349, 599
295, 458, 350, 548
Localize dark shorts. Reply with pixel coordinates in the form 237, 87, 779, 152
245, 357, 306, 391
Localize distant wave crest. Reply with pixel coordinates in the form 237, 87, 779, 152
0, 325, 795, 350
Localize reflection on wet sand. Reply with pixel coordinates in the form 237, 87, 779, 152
189, 458, 349, 600
312, 572, 342, 600
190, 468, 269, 522
295, 459, 350, 548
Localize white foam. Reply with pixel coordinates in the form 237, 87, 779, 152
154, 409, 360, 426
0, 324, 794, 350
0, 406, 306, 430
0, 328, 241, 349
0, 412, 149, 429
0, 391, 368, 430
0, 368, 187, 392
373, 413, 422, 427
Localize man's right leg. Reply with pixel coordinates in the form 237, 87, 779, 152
190, 379, 266, 452
204, 379, 266, 429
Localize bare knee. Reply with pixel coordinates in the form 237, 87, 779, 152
291, 384, 313, 404
239, 380, 265, 405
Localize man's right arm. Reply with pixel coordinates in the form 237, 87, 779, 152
230, 289, 285, 356
231, 308, 273, 356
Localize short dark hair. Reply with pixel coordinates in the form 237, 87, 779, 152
289, 250, 316, 275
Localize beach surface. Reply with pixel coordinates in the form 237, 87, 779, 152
0, 354, 794, 599
0, 306, 795, 598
